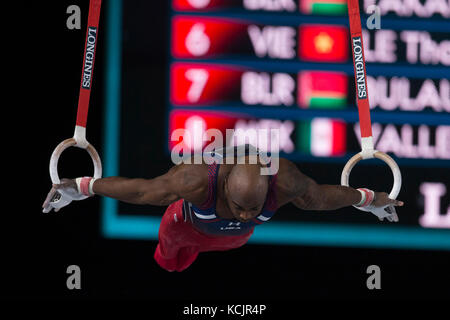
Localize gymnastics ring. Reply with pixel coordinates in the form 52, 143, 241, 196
49, 137, 102, 185
341, 150, 402, 206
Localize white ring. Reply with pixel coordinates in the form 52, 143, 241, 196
341, 150, 402, 202
49, 138, 102, 184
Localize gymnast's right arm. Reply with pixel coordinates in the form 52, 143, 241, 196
93, 165, 204, 206
51, 164, 205, 207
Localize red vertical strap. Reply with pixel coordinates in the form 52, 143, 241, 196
347, 0, 372, 138
76, 0, 102, 128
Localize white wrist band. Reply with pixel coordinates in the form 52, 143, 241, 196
89, 178, 96, 195
76, 177, 96, 197
355, 189, 366, 206
355, 188, 374, 208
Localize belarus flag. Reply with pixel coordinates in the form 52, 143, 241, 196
300, 0, 348, 15
297, 118, 346, 157
298, 24, 348, 62
298, 71, 348, 109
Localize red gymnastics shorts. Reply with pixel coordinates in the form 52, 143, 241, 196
154, 199, 254, 272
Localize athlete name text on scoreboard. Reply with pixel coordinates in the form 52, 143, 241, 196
170, 63, 450, 112
173, 0, 450, 18
172, 17, 450, 66
168, 110, 450, 160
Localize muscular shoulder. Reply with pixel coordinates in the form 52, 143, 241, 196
167, 162, 209, 203
277, 158, 301, 194
276, 158, 312, 204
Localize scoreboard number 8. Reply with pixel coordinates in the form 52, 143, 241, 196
187, 0, 211, 9
185, 69, 210, 103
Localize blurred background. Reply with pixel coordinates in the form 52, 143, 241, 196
8, 0, 449, 304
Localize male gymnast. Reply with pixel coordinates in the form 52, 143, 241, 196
42, 146, 403, 272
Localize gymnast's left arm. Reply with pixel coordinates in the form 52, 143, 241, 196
277, 158, 404, 212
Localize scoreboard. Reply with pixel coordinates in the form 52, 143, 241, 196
101, 0, 450, 250
168, 0, 449, 164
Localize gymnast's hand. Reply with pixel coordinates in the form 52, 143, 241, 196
372, 192, 403, 208
42, 178, 89, 213
368, 192, 404, 222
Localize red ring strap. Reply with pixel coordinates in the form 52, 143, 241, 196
347, 0, 372, 139
76, 0, 102, 129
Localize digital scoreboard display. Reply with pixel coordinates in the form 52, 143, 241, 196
101, 0, 450, 250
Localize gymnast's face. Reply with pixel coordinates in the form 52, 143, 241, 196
224, 167, 268, 223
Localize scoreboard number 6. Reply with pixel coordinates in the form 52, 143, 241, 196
185, 69, 209, 103
185, 23, 211, 56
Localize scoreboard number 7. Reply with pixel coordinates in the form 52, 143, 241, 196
185, 69, 209, 103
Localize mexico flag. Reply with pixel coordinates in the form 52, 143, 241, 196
299, 24, 348, 62
297, 118, 346, 157
300, 0, 348, 15
298, 71, 348, 109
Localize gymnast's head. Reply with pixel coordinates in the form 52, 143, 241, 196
224, 162, 269, 223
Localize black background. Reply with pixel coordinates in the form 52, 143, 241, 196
4, 0, 449, 308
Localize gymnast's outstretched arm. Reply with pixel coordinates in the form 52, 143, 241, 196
45, 164, 207, 208
277, 158, 403, 211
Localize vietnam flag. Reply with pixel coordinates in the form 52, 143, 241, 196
299, 24, 348, 62
297, 118, 346, 157
300, 0, 348, 15
298, 71, 348, 109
